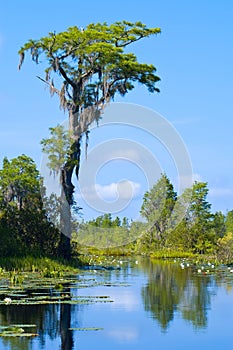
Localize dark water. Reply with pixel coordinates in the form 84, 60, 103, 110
0, 258, 233, 350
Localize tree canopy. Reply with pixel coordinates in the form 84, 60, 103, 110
0, 155, 41, 210
18, 21, 161, 205
18, 21, 161, 112
0, 155, 61, 257
140, 174, 177, 242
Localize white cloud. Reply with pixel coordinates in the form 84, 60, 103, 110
78, 180, 141, 201
110, 290, 140, 311
97, 181, 141, 200
95, 182, 118, 200
108, 327, 139, 343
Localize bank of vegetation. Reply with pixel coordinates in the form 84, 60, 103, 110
1, 156, 233, 271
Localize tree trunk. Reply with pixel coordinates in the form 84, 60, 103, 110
58, 186, 72, 260
58, 106, 82, 260
61, 138, 81, 206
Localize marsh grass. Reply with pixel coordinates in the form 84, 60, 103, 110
150, 249, 197, 259
0, 256, 80, 272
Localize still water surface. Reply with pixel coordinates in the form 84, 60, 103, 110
0, 258, 233, 350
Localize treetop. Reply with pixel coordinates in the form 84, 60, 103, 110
18, 21, 161, 113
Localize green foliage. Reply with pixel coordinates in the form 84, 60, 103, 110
138, 175, 233, 260
211, 211, 226, 238
0, 155, 41, 210
225, 210, 233, 233
41, 125, 72, 175
9, 270, 24, 285
141, 259, 211, 330
86, 214, 129, 229
0, 223, 19, 257
163, 182, 214, 254
216, 232, 233, 263
19, 21, 161, 206
19, 21, 161, 111
71, 175, 233, 263
0, 155, 61, 258
0, 256, 79, 272
150, 250, 196, 259
140, 174, 177, 243
185, 182, 213, 253
41, 267, 64, 278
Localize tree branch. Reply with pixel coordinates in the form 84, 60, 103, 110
36, 76, 60, 95
58, 64, 76, 89
116, 34, 144, 47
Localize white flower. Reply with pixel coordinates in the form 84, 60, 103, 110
4, 297, 12, 304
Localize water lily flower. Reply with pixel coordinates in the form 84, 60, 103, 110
4, 297, 12, 304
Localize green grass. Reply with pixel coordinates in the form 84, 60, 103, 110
0, 256, 80, 272
150, 249, 197, 259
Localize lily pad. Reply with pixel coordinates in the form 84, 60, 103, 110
69, 327, 103, 331
0, 332, 38, 337
9, 324, 37, 328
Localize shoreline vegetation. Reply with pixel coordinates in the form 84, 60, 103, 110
1, 157, 233, 275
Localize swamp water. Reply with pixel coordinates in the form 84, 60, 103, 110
0, 258, 233, 350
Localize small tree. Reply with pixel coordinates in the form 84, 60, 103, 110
41, 125, 72, 177
185, 182, 213, 253
140, 174, 177, 244
0, 155, 41, 210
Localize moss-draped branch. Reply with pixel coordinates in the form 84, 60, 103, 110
19, 20, 161, 204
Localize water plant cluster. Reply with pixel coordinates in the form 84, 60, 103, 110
0, 264, 117, 310
0, 325, 38, 338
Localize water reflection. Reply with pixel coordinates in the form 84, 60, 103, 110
0, 259, 233, 350
0, 287, 74, 350
140, 259, 214, 330
60, 304, 73, 350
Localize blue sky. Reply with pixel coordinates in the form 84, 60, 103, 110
1, 0, 233, 220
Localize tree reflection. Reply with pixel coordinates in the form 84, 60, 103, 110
141, 259, 212, 330
178, 277, 211, 328
0, 288, 74, 350
60, 289, 73, 350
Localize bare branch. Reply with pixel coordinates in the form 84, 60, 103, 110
36, 76, 60, 95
